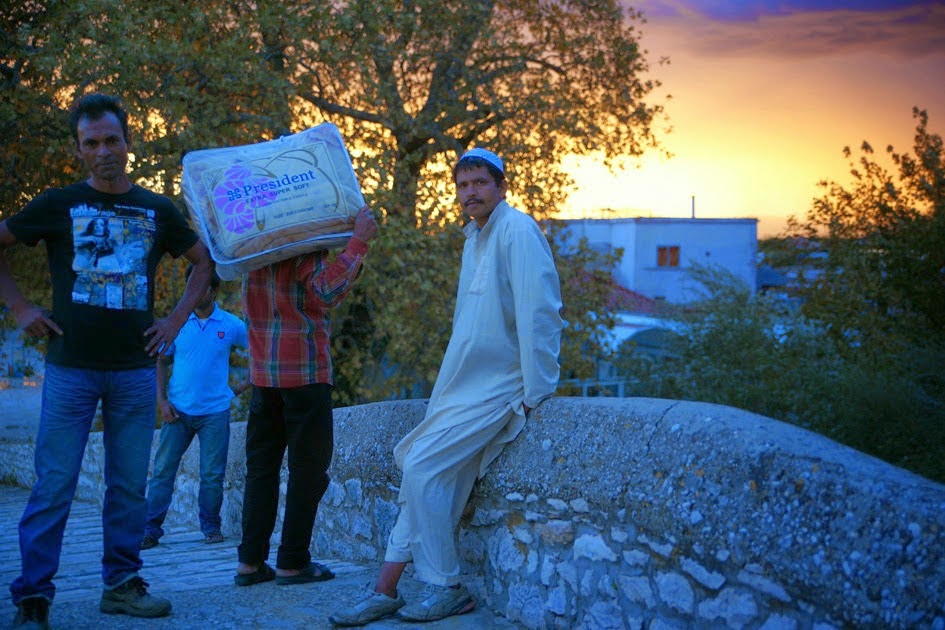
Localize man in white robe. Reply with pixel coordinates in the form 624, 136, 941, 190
330, 148, 564, 626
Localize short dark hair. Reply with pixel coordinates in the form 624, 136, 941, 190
186, 263, 221, 290
69, 93, 130, 143
452, 156, 505, 187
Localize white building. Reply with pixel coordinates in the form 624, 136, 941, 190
559, 217, 758, 304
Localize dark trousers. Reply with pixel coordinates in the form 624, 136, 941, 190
237, 383, 333, 570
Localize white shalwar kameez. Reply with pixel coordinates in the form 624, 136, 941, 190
385, 200, 564, 586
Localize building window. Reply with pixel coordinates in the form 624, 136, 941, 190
657, 245, 680, 268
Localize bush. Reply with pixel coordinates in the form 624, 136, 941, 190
617, 265, 945, 483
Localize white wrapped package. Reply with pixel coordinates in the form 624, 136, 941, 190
181, 123, 364, 280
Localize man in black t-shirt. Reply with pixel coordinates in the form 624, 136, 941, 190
0, 93, 212, 629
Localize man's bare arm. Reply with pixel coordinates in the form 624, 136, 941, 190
0, 222, 62, 338
156, 355, 179, 423
144, 240, 213, 356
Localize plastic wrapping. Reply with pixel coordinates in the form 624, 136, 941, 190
181, 123, 364, 280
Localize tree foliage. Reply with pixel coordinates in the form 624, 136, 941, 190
788, 108, 945, 354
617, 265, 848, 427
1, 0, 665, 403
618, 112, 945, 483
618, 264, 945, 483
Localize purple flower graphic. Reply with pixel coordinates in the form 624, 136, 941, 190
212, 164, 279, 234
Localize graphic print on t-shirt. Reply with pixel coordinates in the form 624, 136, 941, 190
70, 203, 155, 310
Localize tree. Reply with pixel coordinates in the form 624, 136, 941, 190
781, 108, 945, 481
634, 111, 945, 483
1, 0, 666, 402
3, 1, 664, 210
788, 108, 945, 355
617, 264, 945, 483
617, 265, 849, 428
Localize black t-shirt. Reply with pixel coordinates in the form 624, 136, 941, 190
6, 182, 199, 370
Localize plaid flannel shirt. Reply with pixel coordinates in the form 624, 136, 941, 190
243, 238, 368, 388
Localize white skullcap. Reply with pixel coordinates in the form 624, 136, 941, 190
457, 147, 504, 174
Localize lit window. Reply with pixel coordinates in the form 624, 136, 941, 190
657, 245, 680, 267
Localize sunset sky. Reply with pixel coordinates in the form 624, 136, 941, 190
562, 0, 945, 238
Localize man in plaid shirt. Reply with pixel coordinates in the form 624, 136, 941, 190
234, 205, 377, 587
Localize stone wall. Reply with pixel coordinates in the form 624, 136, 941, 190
0, 329, 44, 379
1, 397, 943, 629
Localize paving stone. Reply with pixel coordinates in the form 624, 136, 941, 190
0, 485, 518, 629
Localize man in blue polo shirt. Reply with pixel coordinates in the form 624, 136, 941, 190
142, 266, 248, 548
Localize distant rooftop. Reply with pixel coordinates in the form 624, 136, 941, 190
608, 282, 661, 315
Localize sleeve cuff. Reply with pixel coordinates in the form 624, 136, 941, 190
347, 237, 370, 256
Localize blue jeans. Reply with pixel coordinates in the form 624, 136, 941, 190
10, 363, 157, 604
144, 410, 230, 539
